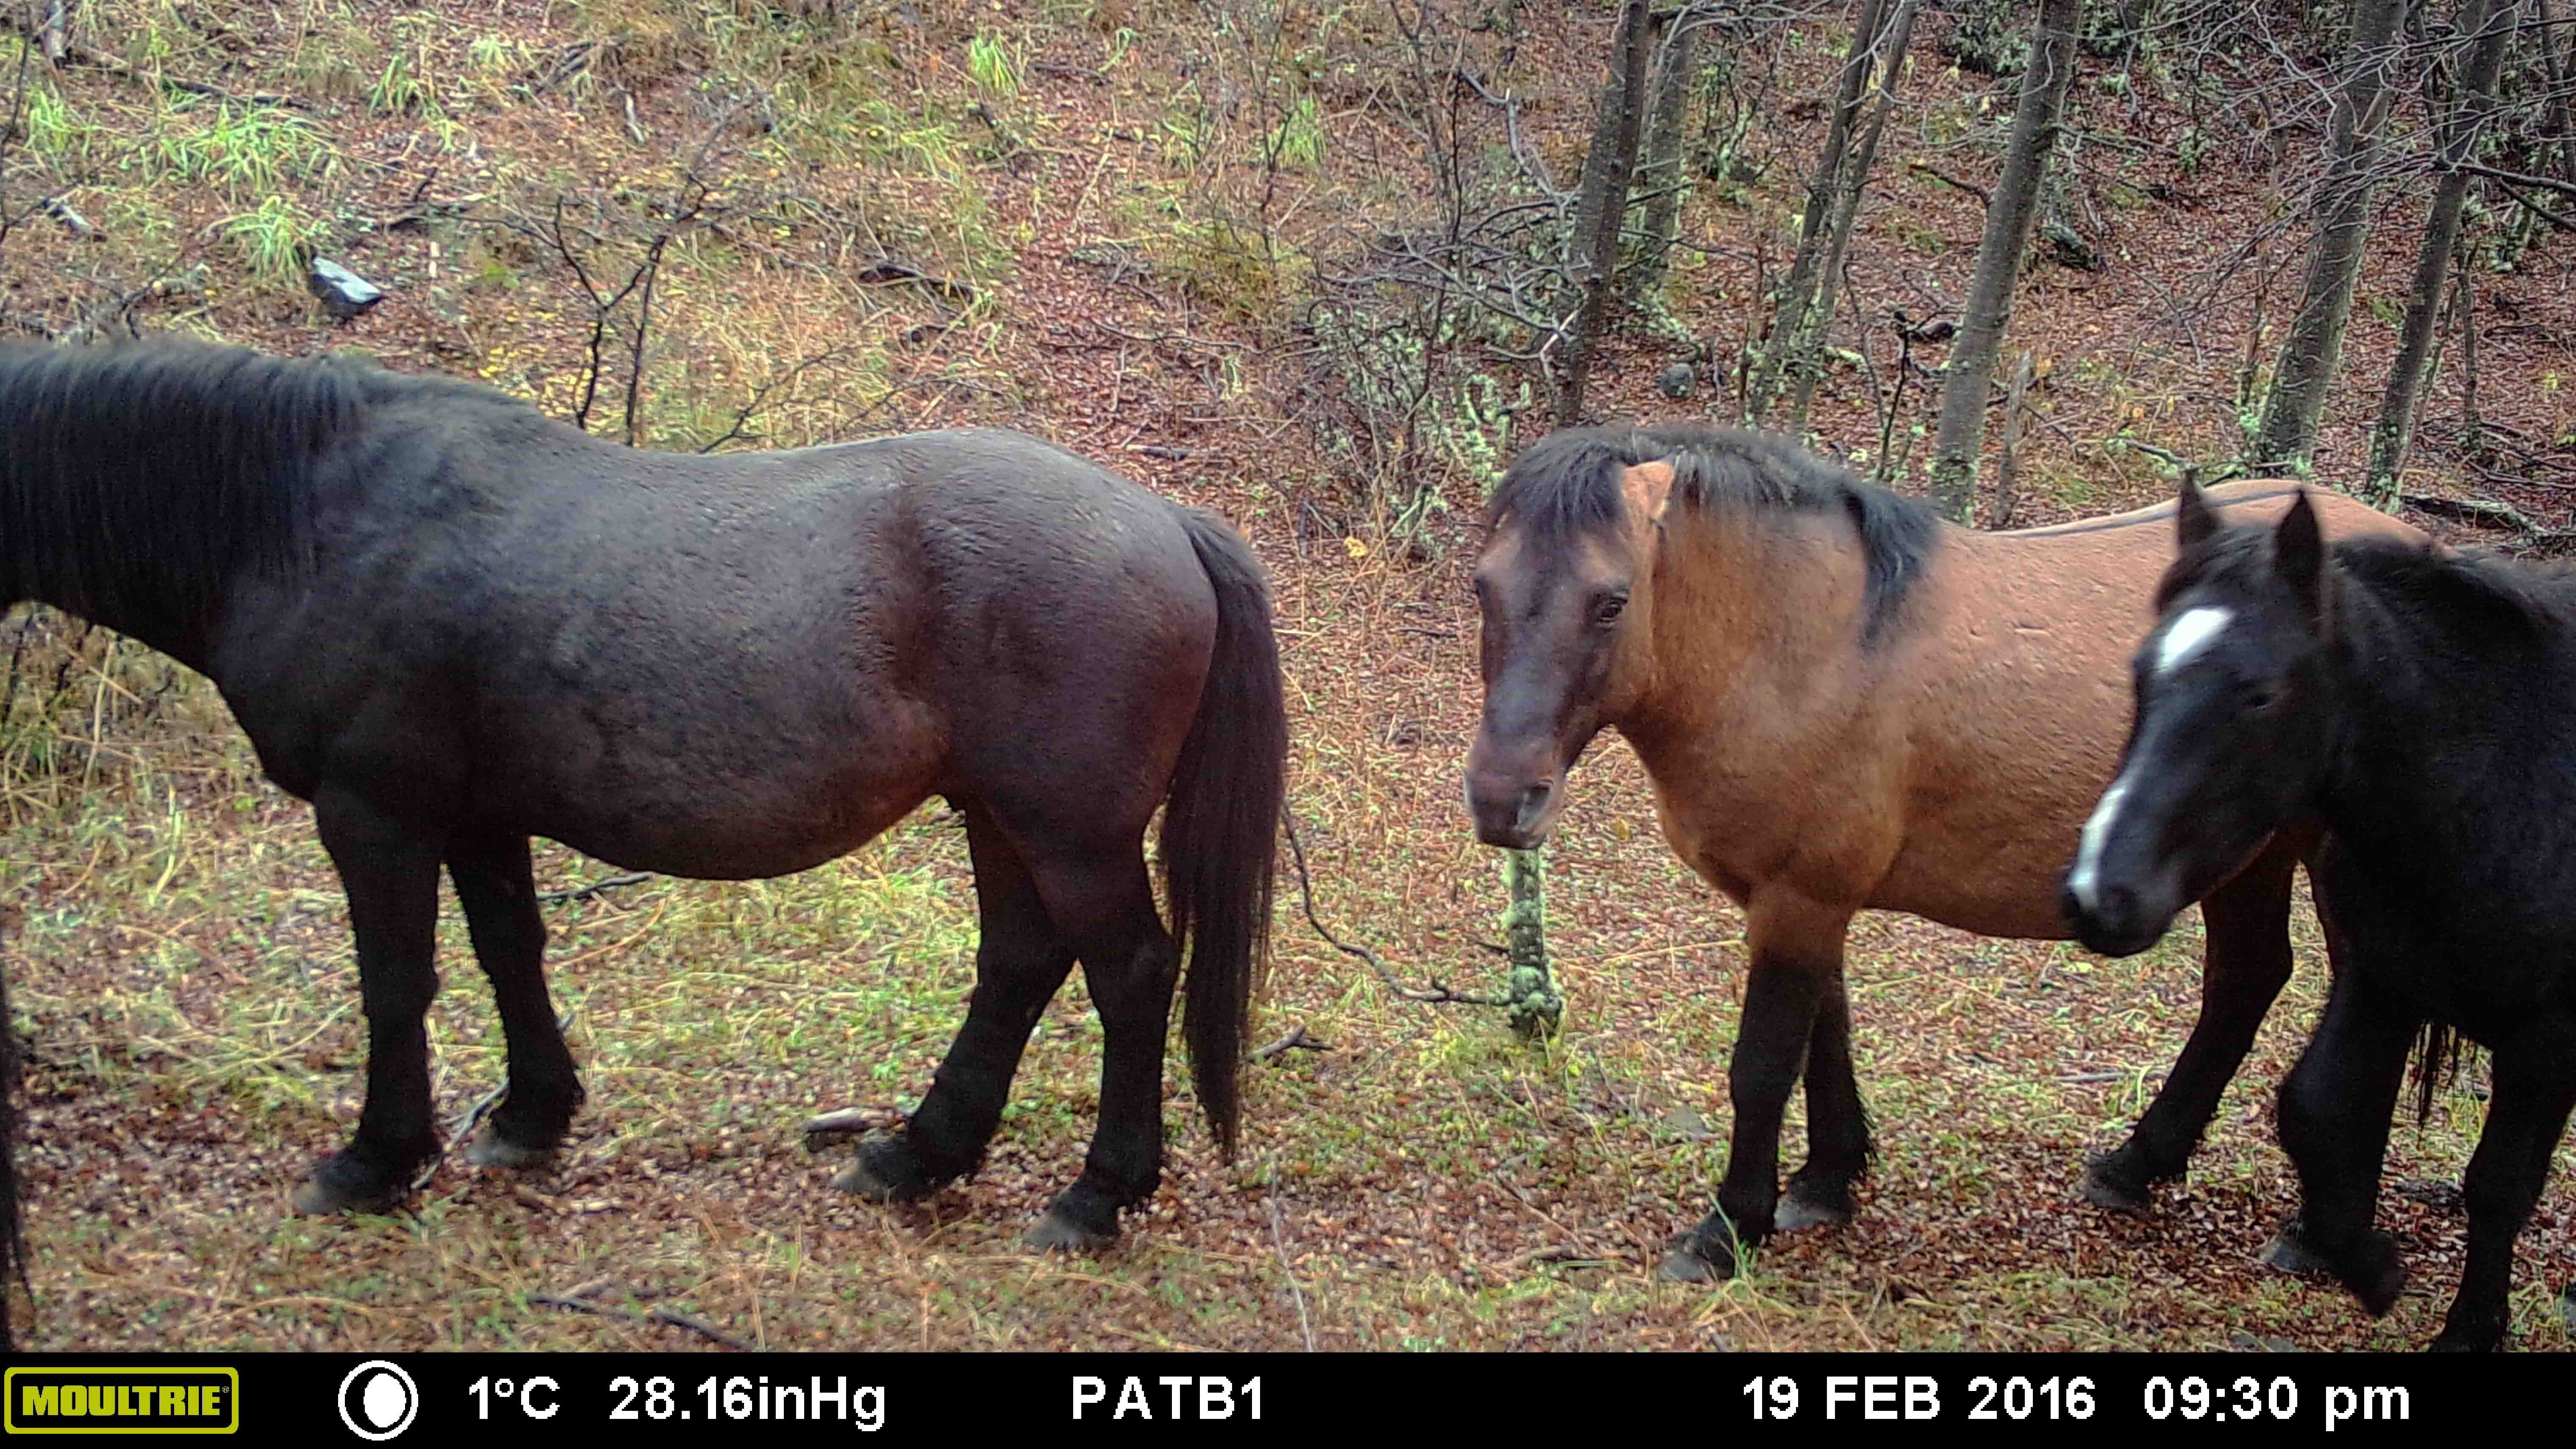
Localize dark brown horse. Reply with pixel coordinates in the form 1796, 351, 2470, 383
1463, 424, 2421, 1280
0, 340, 1287, 1348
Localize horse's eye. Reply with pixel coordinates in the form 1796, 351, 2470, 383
1593, 593, 1628, 625
2247, 686, 2279, 712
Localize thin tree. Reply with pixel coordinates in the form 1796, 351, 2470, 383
1926, 0, 2084, 522
1628, 9, 1701, 300
1780, 0, 1919, 430
1742, 0, 1902, 424
2250, 0, 2412, 473
2367, 0, 2518, 503
1556, 0, 1655, 427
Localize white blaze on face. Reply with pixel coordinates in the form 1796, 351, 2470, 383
2154, 605, 2233, 676
2066, 775, 2131, 913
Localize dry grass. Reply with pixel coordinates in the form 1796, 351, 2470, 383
3, 0, 2573, 1355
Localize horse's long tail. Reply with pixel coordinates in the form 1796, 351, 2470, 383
1163, 508, 1286, 1160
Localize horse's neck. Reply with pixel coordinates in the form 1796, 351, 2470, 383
1619, 512, 1871, 763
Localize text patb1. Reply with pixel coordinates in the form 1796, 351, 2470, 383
0, 1353, 2519, 1438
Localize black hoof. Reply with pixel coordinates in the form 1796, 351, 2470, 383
289, 1149, 417, 1216
832, 1130, 941, 1204
2337, 1231, 2407, 1317
1657, 1227, 1739, 1283
1024, 1205, 1119, 1253
1776, 1176, 1855, 1233
2258, 1217, 2334, 1278
2426, 1327, 2499, 1353
2079, 1149, 2160, 1216
465, 1128, 555, 1170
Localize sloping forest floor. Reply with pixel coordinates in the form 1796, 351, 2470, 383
2, 0, 2571, 1351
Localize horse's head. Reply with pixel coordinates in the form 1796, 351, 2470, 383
2062, 480, 2341, 956
1464, 456, 1673, 848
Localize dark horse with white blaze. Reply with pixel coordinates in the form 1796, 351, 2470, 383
2066, 483, 2576, 1351
0, 340, 1286, 1348
1464, 424, 2422, 1281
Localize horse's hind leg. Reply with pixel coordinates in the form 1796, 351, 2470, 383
1779, 973, 1870, 1232
2276, 973, 2413, 1318
447, 834, 583, 1168
292, 789, 445, 1215
1023, 850, 1178, 1250
2432, 1036, 2576, 1352
2087, 842, 2298, 1215
836, 810, 1076, 1205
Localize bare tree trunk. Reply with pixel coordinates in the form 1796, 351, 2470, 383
2542, 0, 2576, 185
1783, 2, 1918, 429
1628, 12, 1699, 300
1991, 349, 2037, 528
1768, 0, 1922, 430
2250, 0, 2410, 473
2366, 0, 2516, 505
1742, 0, 1896, 423
1926, 0, 2083, 523
1556, 0, 1654, 427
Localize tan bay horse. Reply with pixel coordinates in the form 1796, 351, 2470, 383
1463, 424, 2426, 1280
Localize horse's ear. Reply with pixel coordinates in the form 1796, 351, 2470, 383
1621, 461, 1674, 528
2176, 476, 2218, 550
2274, 489, 2330, 619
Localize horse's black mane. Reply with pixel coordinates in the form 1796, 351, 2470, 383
1488, 423, 1940, 645
2162, 517, 2576, 655
0, 339, 504, 619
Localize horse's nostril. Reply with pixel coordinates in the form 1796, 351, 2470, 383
1514, 781, 1552, 831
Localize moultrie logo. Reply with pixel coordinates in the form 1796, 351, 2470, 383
4, 1367, 240, 1434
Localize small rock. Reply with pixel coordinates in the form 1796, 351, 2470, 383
1656, 361, 1695, 400
307, 257, 384, 322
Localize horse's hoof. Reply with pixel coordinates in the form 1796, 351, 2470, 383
832, 1131, 935, 1203
2343, 1235, 2407, 1318
2080, 1153, 2156, 1216
2258, 1219, 2334, 1278
1656, 1230, 1738, 1283
289, 1160, 407, 1216
1024, 1206, 1118, 1254
465, 1130, 554, 1170
1775, 1180, 1855, 1233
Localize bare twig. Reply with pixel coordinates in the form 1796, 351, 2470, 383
799, 1106, 905, 1152
1907, 159, 1992, 205
1282, 809, 1509, 1008
530, 1294, 754, 1351
538, 871, 652, 905
1266, 1194, 1317, 1353
1251, 1024, 1329, 1062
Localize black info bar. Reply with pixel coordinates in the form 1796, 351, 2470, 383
0, 1352, 2531, 1438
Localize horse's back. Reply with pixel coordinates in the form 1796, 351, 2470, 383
1871, 486, 2425, 934
222, 418, 1221, 877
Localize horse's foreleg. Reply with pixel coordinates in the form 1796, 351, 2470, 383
838, 811, 1074, 1205
2432, 1035, 2576, 1352
2088, 841, 2299, 1215
1027, 856, 1175, 1251
1664, 891, 1849, 1280
1780, 972, 1869, 1231
448, 833, 582, 1167
293, 789, 445, 1215
2275, 973, 2412, 1318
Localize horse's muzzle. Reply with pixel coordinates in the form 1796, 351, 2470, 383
2060, 877, 2171, 958
1465, 768, 1561, 849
